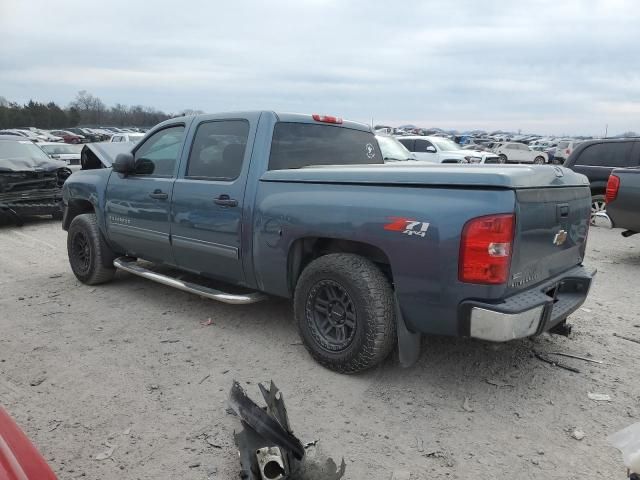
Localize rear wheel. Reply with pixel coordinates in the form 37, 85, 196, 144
590, 194, 607, 225
499, 154, 508, 163
67, 213, 116, 284
294, 254, 396, 373
533, 156, 545, 165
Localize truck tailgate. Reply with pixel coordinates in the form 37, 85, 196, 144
509, 186, 590, 292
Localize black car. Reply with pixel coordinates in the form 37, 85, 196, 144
67, 128, 102, 143
0, 139, 71, 224
564, 138, 640, 222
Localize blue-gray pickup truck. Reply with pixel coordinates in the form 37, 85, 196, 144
62, 111, 595, 373
606, 167, 640, 238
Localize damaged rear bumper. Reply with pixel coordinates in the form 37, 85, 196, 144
459, 265, 596, 342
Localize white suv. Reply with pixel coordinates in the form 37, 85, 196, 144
397, 136, 483, 163
494, 142, 548, 164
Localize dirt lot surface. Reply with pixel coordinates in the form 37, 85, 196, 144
1, 218, 638, 479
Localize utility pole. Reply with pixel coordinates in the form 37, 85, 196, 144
605, 124, 608, 138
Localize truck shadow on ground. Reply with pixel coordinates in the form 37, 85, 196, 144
0, 215, 60, 228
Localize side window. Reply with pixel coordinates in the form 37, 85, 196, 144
133, 125, 185, 177
397, 138, 414, 151
415, 139, 435, 152
576, 142, 633, 167
186, 120, 249, 180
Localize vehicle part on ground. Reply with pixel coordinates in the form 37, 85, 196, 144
113, 257, 267, 304
229, 381, 303, 479
229, 381, 346, 480
67, 213, 116, 285
294, 254, 397, 374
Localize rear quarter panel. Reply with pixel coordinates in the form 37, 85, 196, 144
608, 169, 640, 231
253, 181, 516, 336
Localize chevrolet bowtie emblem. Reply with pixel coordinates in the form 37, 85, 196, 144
553, 229, 568, 246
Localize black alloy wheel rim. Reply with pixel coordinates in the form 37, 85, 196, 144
71, 231, 91, 273
307, 280, 357, 351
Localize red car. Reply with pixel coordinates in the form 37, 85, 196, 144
49, 130, 86, 144
0, 407, 57, 479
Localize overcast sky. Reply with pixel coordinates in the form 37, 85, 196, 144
1, 0, 638, 135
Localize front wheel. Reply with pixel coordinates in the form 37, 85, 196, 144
67, 213, 116, 285
533, 156, 545, 165
294, 254, 396, 373
499, 154, 508, 163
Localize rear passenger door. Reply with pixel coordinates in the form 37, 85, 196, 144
170, 116, 256, 284
573, 141, 635, 188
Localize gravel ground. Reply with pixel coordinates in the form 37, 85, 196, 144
0, 218, 639, 479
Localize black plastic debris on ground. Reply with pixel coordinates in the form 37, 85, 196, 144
228, 380, 346, 480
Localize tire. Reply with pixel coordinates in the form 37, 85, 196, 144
67, 213, 116, 285
533, 156, 545, 165
294, 253, 396, 374
499, 154, 508, 163
590, 194, 607, 226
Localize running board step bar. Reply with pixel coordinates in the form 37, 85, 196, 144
113, 257, 267, 305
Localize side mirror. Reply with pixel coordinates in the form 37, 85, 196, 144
112, 152, 135, 174
50, 154, 61, 159
426, 146, 437, 153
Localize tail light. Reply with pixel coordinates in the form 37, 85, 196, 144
606, 174, 620, 203
312, 114, 343, 124
459, 214, 515, 285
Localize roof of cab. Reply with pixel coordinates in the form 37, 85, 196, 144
166, 111, 373, 133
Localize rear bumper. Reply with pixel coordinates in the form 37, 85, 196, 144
459, 265, 595, 342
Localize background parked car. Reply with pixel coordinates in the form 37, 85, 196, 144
0, 129, 45, 142
49, 129, 86, 144
38, 142, 83, 170
375, 134, 416, 162
554, 140, 583, 164
564, 138, 640, 223
493, 142, 548, 164
28, 128, 64, 142
66, 127, 102, 142
110, 132, 145, 143
396, 136, 469, 163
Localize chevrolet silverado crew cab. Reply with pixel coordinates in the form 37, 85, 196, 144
62, 111, 595, 373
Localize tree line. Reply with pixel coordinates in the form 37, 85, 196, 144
0, 91, 201, 130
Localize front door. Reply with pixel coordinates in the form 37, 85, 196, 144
105, 124, 186, 264
170, 118, 252, 284
413, 138, 439, 162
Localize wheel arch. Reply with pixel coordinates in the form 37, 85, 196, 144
63, 198, 95, 230
286, 237, 393, 295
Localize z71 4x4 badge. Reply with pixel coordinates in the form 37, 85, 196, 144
384, 217, 430, 238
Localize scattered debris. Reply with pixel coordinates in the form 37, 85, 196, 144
571, 430, 586, 441
547, 352, 603, 364
485, 378, 514, 388
304, 440, 318, 449
29, 374, 47, 387
533, 352, 580, 373
206, 436, 223, 449
42, 312, 64, 317
588, 392, 612, 402
188, 461, 201, 468
198, 374, 211, 385
614, 333, 640, 345
200, 318, 214, 326
580, 307, 592, 313
94, 327, 103, 332
159, 339, 180, 344
462, 397, 474, 412
49, 274, 63, 279
48, 420, 62, 432
94, 443, 116, 461
147, 384, 160, 392
123, 427, 131, 436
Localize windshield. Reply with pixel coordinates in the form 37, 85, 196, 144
0, 141, 52, 161
376, 135, 414, 161
431, 137, 462, 151
40, 144, 82, 155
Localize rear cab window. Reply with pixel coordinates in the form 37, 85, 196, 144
268, 123, 383, 170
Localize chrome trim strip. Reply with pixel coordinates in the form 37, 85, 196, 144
113, 258, 265, 305
470, 305, 543, 342
172, 235, 239, 259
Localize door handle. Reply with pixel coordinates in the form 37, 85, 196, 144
149, 189, 169, 200
214, 194, 238, 207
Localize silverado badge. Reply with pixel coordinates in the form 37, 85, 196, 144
553, 229, 568, 246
